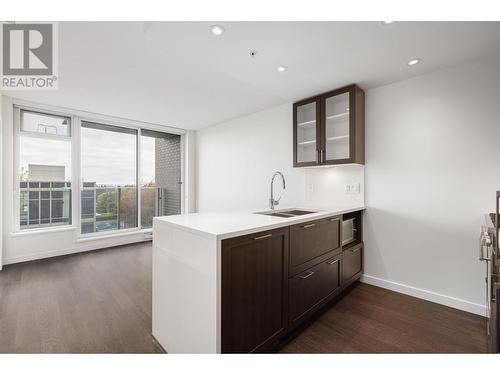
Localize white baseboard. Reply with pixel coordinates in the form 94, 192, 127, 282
361, 274, 488, 317
3, 237, 150, 265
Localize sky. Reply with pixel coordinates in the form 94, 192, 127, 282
20, 130, 157, 186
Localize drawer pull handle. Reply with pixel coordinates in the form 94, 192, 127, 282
326, 259, 339, 265
298, 271, 315, 279
301, 223, 316, 229
253, 234, 272, 240
350, 248, 360, 253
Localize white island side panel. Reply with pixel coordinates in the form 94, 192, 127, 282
152, 218, 219, 353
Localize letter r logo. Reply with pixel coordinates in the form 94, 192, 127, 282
2, 23, 53, 76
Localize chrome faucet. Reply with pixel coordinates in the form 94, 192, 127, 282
270, 171, 286, 210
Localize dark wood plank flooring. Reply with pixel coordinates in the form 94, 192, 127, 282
281, 282, 487, 353
0, 242, 162, 353
0, 242, 487, 353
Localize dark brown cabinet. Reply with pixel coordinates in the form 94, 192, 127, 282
289, 216, 341, 275
221, 227, 289, 353
289, 254, 341, 325
221, 210, 363, 353
342, 243, 363, 287
293, 84, 365, 167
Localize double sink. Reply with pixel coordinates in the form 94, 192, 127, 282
255, 209, 316, 218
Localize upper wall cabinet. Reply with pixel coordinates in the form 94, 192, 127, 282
293, 84, 365, 167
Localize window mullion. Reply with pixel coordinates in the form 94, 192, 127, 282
72, 116, 81, 229
137, 128, 141, 230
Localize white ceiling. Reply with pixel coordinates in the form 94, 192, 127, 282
4, 21, 500, 130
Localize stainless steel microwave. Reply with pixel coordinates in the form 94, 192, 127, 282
342, 218, 356, 246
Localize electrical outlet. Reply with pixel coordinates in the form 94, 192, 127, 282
308, 183, 315, 193
344, 183, 360, 194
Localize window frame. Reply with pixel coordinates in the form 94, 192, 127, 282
13, 105, 77, 233
12, 100, 186, 236
19, 109, 72, 139
79, 119, 140, 237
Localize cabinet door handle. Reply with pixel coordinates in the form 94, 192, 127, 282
253, 234, 272, 241
321, 149, 325, 163
298, 271, 315, 279
350, 247, 360, 253
326, 259, 339, 265
301, 223, 316, 229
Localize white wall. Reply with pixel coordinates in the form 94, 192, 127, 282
0, 94, 3, 269
196, 104, 304, 212
363, 54, 500, 315
195, 103, 365, 212
305, 165, 364, 209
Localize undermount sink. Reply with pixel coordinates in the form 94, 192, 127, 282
255, 209, 317, 218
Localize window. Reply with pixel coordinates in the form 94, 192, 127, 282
19, 110, 72, 229
80, 121, 138, 234
21, 110, 71, 137
140, 129, 181, 228
15, 104, 184, 235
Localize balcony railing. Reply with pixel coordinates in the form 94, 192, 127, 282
81, 185, 138, 234
20, 181, 179, 232
80, 184, 174, 234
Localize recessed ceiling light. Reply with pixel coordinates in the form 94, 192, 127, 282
381, 21, 394, 25
210, 25, 225, 36
407, 58, 421, 66
277, 66, 288, 72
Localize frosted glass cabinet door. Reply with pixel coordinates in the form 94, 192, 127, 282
324, 91, 351, 161
293, 84, 364, 168
294, 99, 319, 166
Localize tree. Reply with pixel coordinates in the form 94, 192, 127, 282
119, 187, 138, 228
96, 190, 117, 216
141, 181, 156, 227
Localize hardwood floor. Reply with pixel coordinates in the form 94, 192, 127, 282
0, 242, 162, 353
281, 282, 487, 353
0, 242, 487, 353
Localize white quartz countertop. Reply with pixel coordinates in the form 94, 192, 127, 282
154, 206, 365, 240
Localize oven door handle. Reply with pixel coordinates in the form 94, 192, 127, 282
480, 229, 492, 262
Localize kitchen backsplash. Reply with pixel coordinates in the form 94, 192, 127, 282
304, 164, 365, 209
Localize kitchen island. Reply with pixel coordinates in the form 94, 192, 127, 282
152, 206, 365, 353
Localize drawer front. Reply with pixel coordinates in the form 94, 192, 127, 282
342, 243, 363, 284
289, 254, 341, 323
290, 216, 340, 274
